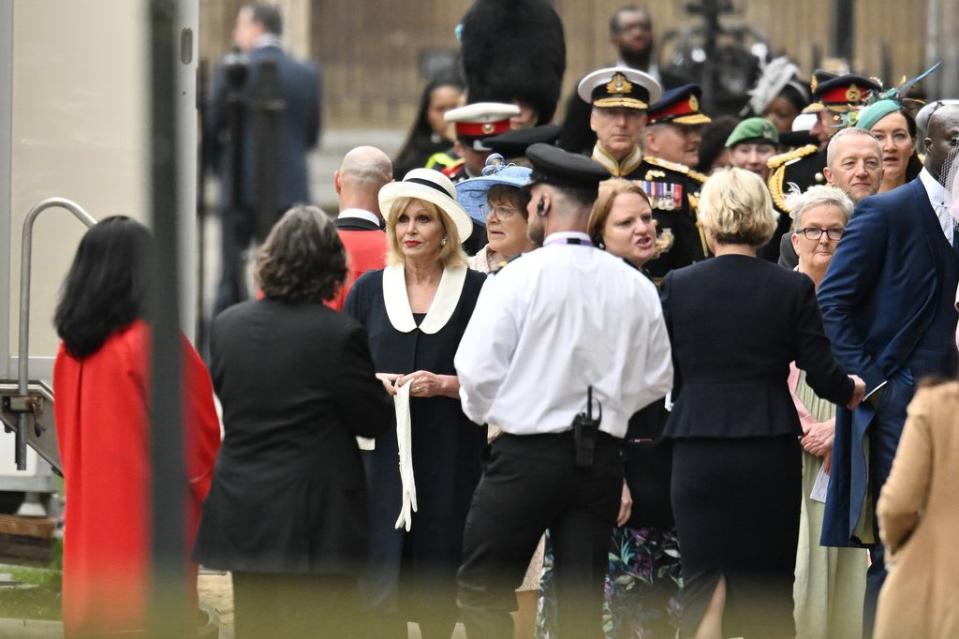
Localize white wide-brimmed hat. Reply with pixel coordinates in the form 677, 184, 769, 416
379, 169, 474, 243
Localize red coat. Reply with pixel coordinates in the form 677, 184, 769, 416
53, 320, 221, 635
329, 225, 388, 311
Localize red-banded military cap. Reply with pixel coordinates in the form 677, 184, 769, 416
647, 84, 711, 126
444, 102, 521, 150
804, 72, 881, 113
577, 66, 663, 111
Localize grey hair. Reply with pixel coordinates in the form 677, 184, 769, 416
786, 185, 854, 231
825, 127, 881, 167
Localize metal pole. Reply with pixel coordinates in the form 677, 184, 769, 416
832, 0, 855, 63
16, 198, 95, 470
147, 1, 187, 636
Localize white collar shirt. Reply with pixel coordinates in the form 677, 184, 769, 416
454, 234, 673, 438
920, 167, 955, 241
337, 208, 381, 226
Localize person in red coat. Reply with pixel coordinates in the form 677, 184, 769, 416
329, 145, 393, 311
52, 216, 221, 637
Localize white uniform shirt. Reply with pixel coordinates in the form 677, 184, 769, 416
454, 232, 673, 438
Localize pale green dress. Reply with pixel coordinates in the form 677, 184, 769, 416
792, 367, 868, 639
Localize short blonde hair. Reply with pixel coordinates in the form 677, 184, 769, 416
787, 185, 853, 231
385, 197, 468, 268
697, 167, 777, 247
588, 178, 673, 256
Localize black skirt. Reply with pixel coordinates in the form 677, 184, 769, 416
671, 435, 801, 638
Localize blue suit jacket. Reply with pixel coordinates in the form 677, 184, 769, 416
818, 177, 959, 546
208, 45, 321, 236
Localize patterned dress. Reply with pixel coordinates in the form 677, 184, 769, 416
537, 525, 682, 639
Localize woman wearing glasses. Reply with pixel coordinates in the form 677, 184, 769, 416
660, 169, 865, 639
787, 186, 868, 639
456, 162, 536, 274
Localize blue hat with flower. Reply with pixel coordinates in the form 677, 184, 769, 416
455, 154, 533, 224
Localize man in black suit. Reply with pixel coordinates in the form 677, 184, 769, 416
558, 6, 686, 154
208, 2, 321, 313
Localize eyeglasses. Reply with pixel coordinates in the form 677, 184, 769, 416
481, 204, 522, 220
799, 227, 844, 241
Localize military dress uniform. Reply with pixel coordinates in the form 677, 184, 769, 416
580, 69, 708, 280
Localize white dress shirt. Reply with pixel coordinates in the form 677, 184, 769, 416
454, 232, 673, 438
919, 167, 955, 242
337, 208, 381, 226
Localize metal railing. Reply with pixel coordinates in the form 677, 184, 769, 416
13, 197, 96, 470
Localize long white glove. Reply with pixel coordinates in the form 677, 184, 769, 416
393, 379, 417, 532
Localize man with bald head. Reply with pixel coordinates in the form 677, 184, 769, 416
779, 128, 883, 267
330, 146, 393, 310
818, 103, 959, 638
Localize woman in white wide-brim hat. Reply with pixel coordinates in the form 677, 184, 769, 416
344, 168, 488, 638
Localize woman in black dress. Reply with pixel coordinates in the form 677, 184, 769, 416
660, 168, 865, 638
193, 206, 394, 639
345, 168, 487, 638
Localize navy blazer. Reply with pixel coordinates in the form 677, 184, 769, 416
818, 178, 958, 392
208, 45, 321, 234
818, 177, 959, 546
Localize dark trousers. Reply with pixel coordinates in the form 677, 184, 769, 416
457, 432, 624, 639
233, 571, 360, 639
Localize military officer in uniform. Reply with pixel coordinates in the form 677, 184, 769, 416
580, 66, 708, 280
644, 84, 712, 168
765, 73, 880, 260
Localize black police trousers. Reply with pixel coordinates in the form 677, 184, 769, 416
456, 431, 624, 639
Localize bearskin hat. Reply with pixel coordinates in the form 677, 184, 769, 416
459, 0, 566, 125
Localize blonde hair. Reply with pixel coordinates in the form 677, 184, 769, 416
697, 168, 777, 247
588, 178, 673, 256
385, 197, 468, 268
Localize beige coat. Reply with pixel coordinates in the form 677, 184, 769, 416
874, 382, 959, 639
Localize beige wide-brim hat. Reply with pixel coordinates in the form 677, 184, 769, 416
379, 168, 474, 243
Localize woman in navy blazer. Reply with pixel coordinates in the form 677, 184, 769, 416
661, 169, 864, 639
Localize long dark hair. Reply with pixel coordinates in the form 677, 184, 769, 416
393, 73, 464, 176
54, 216, 151, 358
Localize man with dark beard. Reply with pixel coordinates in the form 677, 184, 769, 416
558, 6, 685, 154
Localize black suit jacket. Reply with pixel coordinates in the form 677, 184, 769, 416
193, 299, 392, 575
661, 255, 853, 439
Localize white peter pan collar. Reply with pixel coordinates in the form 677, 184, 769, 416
382, 264, 468, 334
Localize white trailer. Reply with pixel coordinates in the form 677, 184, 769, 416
0, 0, 200, 511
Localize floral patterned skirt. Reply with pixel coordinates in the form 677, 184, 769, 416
536, 526, 683, 639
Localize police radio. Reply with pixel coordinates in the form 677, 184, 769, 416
572, 386, 602, 468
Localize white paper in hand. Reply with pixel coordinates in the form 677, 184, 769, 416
810, 463, 830, 503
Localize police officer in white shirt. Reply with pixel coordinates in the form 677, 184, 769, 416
454, 144, 674, 639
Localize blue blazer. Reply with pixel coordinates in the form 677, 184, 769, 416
818, 177, 959, 546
